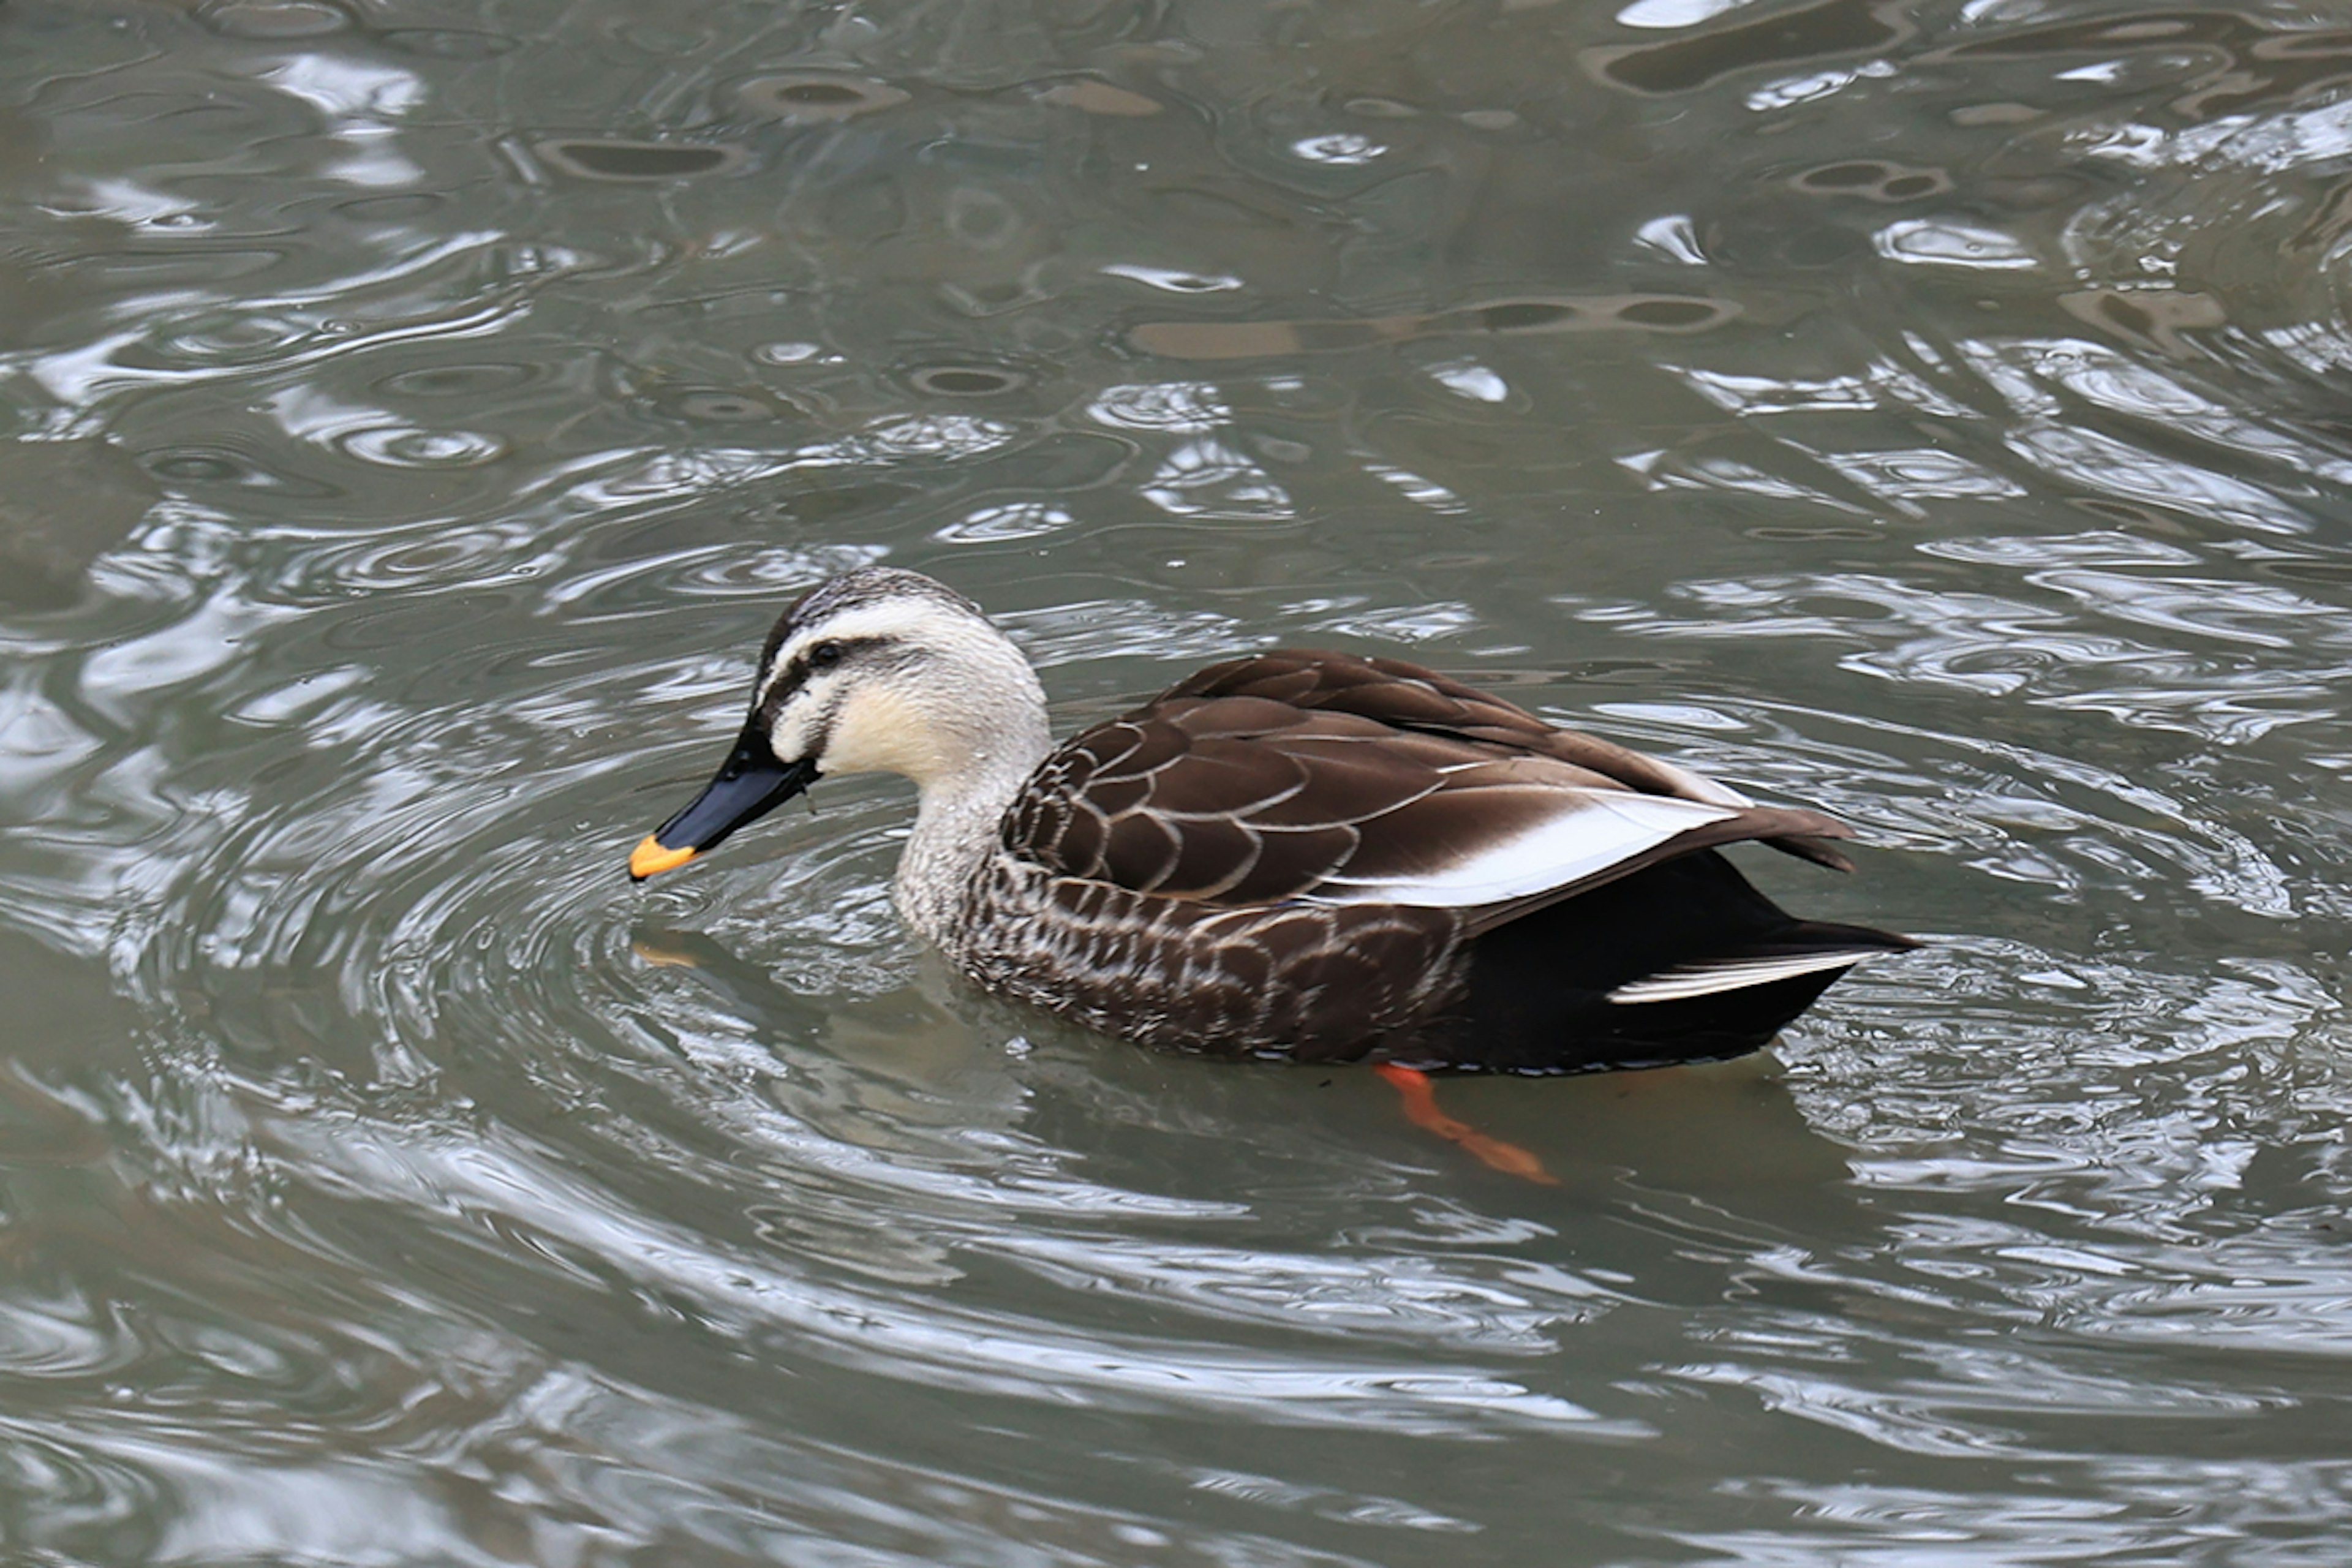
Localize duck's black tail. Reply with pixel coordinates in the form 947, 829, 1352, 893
1438, 849, 1915, 1074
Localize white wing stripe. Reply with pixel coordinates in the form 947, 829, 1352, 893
1606, 949, 1882, 1005
1311, 791, 1736, 909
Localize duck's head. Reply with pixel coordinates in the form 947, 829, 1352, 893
628, 567, 1048, 881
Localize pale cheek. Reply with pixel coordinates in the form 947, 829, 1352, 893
770, 707, 823, 764
824, 693, 945, 780
815, 703, 867, 772
825, 725, 918, 778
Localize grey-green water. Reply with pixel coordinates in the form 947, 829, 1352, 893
6, 1, 2352, 1562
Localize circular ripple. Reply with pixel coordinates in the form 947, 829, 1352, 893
334, 426, 508, 469
654, 542, 888, 601
533, 138, 747, 181
753, 341, 829, 366
147, 312, 317, 367
197, 0, 350, 37
1790, 160, 1954, 202
901, 362, 1033, 398
737, 75, 910, 122
139, 443, 339, 496
643, 386, 796, 425
145, 451, 251, 483
267, 522, 545, 600
376, 361, 541, 398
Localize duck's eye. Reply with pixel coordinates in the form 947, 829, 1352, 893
805, 639, 845, 671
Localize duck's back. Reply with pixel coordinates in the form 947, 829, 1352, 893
951, 651, 1912, 1072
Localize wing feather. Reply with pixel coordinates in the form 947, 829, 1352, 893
1312, 791, 1737, 908
1605, 948, 1887, 1004
1005, 650, 1856, 913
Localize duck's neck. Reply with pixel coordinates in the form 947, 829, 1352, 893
894, 717, 1051, 954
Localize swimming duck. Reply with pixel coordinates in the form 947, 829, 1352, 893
630, 568, 1913, 1074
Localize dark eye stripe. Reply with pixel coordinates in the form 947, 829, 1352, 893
751, 635, 913, 730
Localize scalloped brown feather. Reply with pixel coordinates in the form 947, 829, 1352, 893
1004, 649, 1855, 918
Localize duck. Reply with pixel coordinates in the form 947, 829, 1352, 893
628, 567, 1914, 1076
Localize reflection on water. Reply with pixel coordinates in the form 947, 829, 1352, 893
6, 0, 2352, 1561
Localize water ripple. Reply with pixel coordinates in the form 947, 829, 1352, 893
13, 0, 2352, 1559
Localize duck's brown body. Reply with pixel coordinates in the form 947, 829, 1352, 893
948, 650, 1912, 1072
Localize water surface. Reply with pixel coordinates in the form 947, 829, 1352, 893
6, 1, 2352, 1562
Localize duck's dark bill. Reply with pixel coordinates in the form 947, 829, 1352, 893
629, 729, 819, 881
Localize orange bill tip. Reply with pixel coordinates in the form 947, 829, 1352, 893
629, 835, 697, 881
